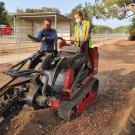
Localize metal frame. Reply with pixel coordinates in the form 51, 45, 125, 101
13, 15, 57, 35
13, 14, 63, 34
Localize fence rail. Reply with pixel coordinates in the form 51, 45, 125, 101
0, 27, 129, 52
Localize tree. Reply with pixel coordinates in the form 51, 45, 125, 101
67, 4, 82, 19
41, 7, 60, 13
104, 0, 132, 6
0, 1, 8, 24
103, 0, 135, 36
93, 25, 112, 33
16, 8, 24, 13
67, 4, 82, 33
16, 7, 60, 13
103, 0, 135, 18
67, 3, 95, 32
102, 0, 135, 40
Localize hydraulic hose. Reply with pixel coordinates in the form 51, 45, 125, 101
41, 70, 49, 96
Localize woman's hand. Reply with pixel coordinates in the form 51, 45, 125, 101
70, 40, 76, 46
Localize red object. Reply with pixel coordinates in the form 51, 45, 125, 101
88, 47, 99, 74
76, 87, 96, 114
79, 44, 99, 75
80, 75, 92, 86
58, 39, 66, 49
48, 97, 60, 109
0, 24, 12, 35
61, 68, 74, 99
63, 68, 74, 89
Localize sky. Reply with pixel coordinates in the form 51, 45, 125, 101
2, 0, 132, 29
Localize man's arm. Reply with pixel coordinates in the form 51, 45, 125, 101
28, 29, 44, 42
45, 29, 57, 42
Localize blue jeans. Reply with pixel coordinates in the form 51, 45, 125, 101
40, 42, 54, 51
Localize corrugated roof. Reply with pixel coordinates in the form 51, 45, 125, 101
11, 12, 73, 21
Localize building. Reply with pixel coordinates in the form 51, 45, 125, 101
12, 12, 72, 40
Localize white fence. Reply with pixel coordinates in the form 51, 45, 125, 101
92, 33, 128, 38
91, 32, 128, 43
0, 27, 129, 52
0, 27, 71, 52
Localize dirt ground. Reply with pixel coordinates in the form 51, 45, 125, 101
0, 45, 39, 56
0, 39, 135, 135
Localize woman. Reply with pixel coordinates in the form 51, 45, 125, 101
73, 10, 92, 48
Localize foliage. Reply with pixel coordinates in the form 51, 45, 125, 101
67, 3, 96, 33
16, 7, 60, 13
92, 25, 112, 33
129, 17, 135, 34
104, 0, 132, 7
0, 1, 8, 24
112, 25, 129, 33
101, 0, 135, 34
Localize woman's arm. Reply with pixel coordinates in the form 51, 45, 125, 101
85, 21, 90, 41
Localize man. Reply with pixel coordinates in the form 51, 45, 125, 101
28, 18, 57, 51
